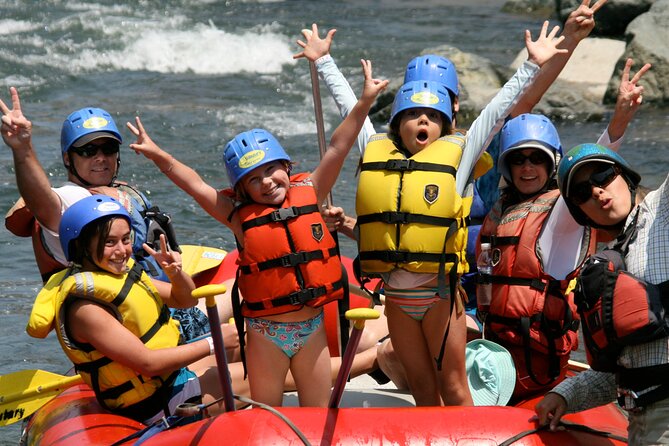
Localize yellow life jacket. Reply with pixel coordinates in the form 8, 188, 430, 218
51, 260, 182, 411
355, 134, 472, 276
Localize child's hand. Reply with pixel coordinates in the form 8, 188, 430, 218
360, 59, 389, 103
143, 234, 183, 278
525, 21, 569, 68
562, 0, 607, 43
293, 23, 336, 62
322, 205, 346, 232
126, 116, 162, 160
616, 58, 651, 115
0, 87, 32, 151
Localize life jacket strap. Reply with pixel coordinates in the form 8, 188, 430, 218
244, 279, 345, 311
241, 204, 319, 231
360, 159, 456, 176
359, 250, 459, 265
357, 212, 461, 227
480, 234, 520, 247
240, 247, 338, 274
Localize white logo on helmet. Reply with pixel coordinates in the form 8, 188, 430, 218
238, 150, 266, 169
97, 202, 122, 212
83, 117, 110, 129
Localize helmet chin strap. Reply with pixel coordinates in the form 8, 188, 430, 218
66, 153, 120, 187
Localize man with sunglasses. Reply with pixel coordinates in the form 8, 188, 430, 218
1, 88, 209, 340
535, 141, 669, 445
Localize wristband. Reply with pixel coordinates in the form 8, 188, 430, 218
206, 337, 215, 356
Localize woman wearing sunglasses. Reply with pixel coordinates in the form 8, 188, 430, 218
535, 142, 669, 445
476, 113, 599, 403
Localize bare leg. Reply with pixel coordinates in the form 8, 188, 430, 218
375, 338, 408, 389
245, 322, 290, 406
289, 323, 331, 407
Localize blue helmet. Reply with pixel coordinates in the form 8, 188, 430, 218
223, 128, 291, 187
404, 55, 459, 98
557, 143, 641, 227
61, 107, 122, 154
498, 113, 562, 182
59, 195, 131, 262
389, 80, 453, 129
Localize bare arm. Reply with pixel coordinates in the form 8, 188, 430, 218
68, 300, 210, 377
0, 87, 62, 232
605, 58, 651, 142
513, 0, 607, 116
127, 117, 237, 231
311, 59, 388, 204
145, 234, 196, 309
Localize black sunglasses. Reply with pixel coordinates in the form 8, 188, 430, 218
507, 150, 549, 166
71, 141, 120, 158
569, 165, 621, 205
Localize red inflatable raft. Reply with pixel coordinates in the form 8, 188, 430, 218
19, 251, 629, 445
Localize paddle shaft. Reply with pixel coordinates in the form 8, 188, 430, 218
308, 60, 332, 208
204, 295, 236, 412
328, 319, 365, 409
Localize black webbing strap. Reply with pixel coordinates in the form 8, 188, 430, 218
434, 220, 460, 371
497, 420, 628, 446
239, 247, 338, 274
360, 159, 456, 176
110, 262, 143, 307
352, 255, 383, 306
479, 234, 520, 247
231, 269, 247, 378
357, 212, 458, 227
488, 275, 547, 292
244, 279, 345, 311
241, 204, 319, 231
617, 363, 669, 409
359, 250, 459, 265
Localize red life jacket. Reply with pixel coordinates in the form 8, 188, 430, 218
236, 174, 344, 318
576, 210, 669, 373
478, 189, 595, 395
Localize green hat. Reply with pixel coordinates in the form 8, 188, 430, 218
466, 339, 516, 406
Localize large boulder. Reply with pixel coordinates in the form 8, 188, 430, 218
605, 0, 669, 104
557, 0, 656, 37
502, 0, 556, 18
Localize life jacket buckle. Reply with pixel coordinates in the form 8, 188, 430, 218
280, 251, 311, 267
287, 288, 318, 305
271, 206, 298, 222
386, 159, 413, 171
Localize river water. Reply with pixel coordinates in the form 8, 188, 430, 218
1, 1, 667, 443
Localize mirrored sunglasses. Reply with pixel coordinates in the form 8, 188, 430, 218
569, 165, 621, 205
507, 150, 549, 166
71, 141, 120, 158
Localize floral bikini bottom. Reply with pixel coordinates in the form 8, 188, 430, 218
246, 311, 324, 358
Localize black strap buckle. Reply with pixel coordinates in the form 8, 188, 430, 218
386, 159, 413, 171
287, 288, 317, 305
271, 206, 298, 222
280, 251, 311, 267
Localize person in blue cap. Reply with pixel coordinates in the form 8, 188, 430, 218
125, 59, 388, 408
0, 89, 210, 341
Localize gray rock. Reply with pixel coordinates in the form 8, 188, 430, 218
605, 0, 669, 104
502, 0, 556, 18
557, 0, 656, 37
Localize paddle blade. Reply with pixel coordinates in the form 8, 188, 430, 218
180, 245, 227, 276
0, 370, 83, 426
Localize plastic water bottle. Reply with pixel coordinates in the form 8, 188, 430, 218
477, 242, 493, 312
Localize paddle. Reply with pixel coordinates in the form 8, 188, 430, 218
0, 370, 83, 426
328, 308, 380, 408
180, 245, 227, 277
192, 283, 236, 412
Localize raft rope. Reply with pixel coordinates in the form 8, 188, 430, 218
497, 420, 628, 446
107, 394, 312, 446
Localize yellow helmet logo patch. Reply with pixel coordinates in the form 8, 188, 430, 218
238, 150, 266, 169
83, 117, 109, 129
410, 92, 439, 105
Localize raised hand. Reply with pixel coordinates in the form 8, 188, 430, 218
0, 87, 32, 151
617, 58, 651, 114
359, 59, 389, 103
126, 116, 161, 161
322, 205, 346, 232
143, 234, 182, 277
562, 0, 608, 43
293, 23, 336, 62
525, 21, 569, 68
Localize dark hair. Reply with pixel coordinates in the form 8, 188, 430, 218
69, 217, 120, 267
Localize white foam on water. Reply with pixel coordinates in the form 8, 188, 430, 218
0, 19, 39, 35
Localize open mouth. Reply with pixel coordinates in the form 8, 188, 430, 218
416, 130, 429, 143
